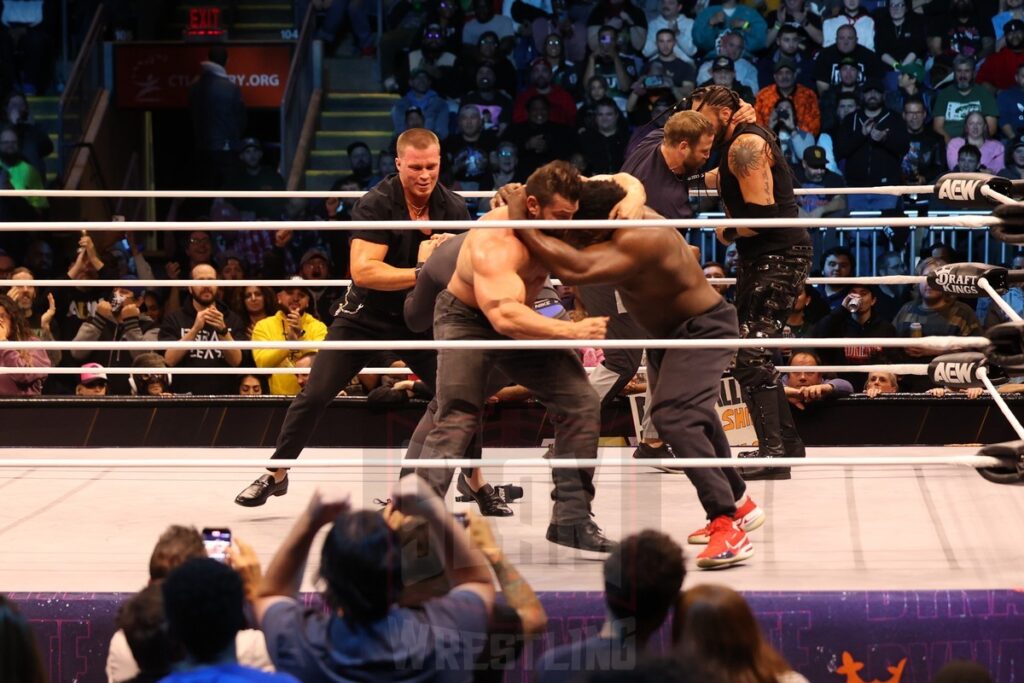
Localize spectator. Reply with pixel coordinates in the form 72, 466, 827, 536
76, 363, 109, 396
229, 285, 275, 340
998, 63, 1024, 138
694, 0, 767, 54
995, 0, 1024, 45
314, 0, 374, 57
577, 76, 612, 133
0, 0, 53, 94
491, 139, 525, 186
979, 19, 1024, 90
643, 0, 696, 63
463, 63, 515, 136
106, 525, 273, 683
947, 111, 1005, 172
952, 142, 984, 171
823, 0, 875, 51
461, 32, 519, 102
627, 63, 679, 125
514, 58, 578, 126
129, 352, 174, 397
756, 58, 821, 136
425, 0, 465, 54
391, 68, 450, 140
160, 264, 244, 396
814, 285, 896, 378
113, 585, 174, 683
407, 23, 461, 99
446, 104, 500, 191
770, 97, 817, 165
673, 585, 810, 683
724, 242, 738, 275
526, 0, 589, 64
188, 45, 246, 190
222, 138, 287, 220
874, 250, 913, 320
757, 25, 816, 89
254, 481, 496, 682
698, 55, 755, 103
815, 25, 884, 94
296, 247, 338, 323
581, 99, 630, 174
818, 246, 854, 309
539, 33, 582, 96
585, 0, 647, 54
7, 267, 58, 366
239, 374, 264, 395
795, 146, 846, 217
507, 95, 575, 175
926, 0, 994, 68
902, 96, 946, 186
817, 57, 864, 130
894, 257, 982, 375
4, 92, 52, 179
535, 530, 685, 683
0, 594, 48, 683
765, 0, 824, 55
647, 29, 697, 94
70, 285, 159, 395
933, 661, 994, 683
346, 142, 374, 188
932, 56, 999, 143
784, 285, 827, 337
585, 25, 639, 112
696, 32, 759, 95
252, 280, 328, 396
888, 61, 931, 113
218, 251, 247, 282
0, 292, 48, 396
0, 248, 13, 277
864, 370, 899, 396
21, 238, 54, 278
835, 81, 910, 213
703, 261, 730, 296
874, 0, 926, 79
463, 0, 516, 50
161, 558, 297, 683
784, 350, 855, 409
1000, 134, 1024, 178
0, 125, 46, 217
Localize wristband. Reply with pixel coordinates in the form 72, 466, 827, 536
742, 20, 750, 29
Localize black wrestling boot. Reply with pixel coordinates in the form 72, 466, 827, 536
456, 473, 513, 516
739, 386, 793, 481
234, 473, 289, 507
546, 518, 617, 553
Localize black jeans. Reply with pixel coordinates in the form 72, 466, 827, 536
576, 284, 645, 405
733, 245, 813, 392
414, 291, 601, 524
647, 300, 746, 520
270, 313, 438, 462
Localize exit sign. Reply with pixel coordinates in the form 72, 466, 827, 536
185, 6, 226, 38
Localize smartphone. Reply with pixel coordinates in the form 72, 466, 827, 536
202, 527, 232, 563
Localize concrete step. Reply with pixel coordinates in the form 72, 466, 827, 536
319, 110, 393, 132
304, 170, 345, 191
325, 56, 380, 92
314, 129, 392, 151
26, 96, 59, 117
323, 92, 398, 112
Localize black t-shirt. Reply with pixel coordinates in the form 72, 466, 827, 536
620, 126, 694, 218
586, 1, 648, 30
342, 174, 471, 323
927, 14, 994, 61
444, 131, 500, 184
159, 300, 247, 395
717, 123, 810, 258
813, 45, 884, 86
221, 165, 287, 219
462, 90, 515, 132
654, 56, 696, 87
873, 13, 927, 62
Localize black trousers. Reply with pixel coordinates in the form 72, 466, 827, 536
576, 284, 645, 405
414, 291, 601, 524
270, 313, 438, 462
647, 300, 746, 520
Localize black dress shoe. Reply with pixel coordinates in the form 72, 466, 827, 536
234, 474, 289, 507
546, 519, 617, 552
737, 452, 792, 480
634, 442, 685, 473
456, 474, 513, 516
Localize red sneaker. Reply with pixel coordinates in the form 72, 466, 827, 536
696, 516, 754, 569
687, 495, 765, 544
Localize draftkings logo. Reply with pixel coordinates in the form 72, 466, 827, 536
836, 652, 907, 683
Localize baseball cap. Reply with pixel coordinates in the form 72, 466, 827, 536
1006, 18, 1024, 33
1012, 133, 1024, 150
80, 363, 108, 385
278, 275, 312, 297
410, 66, 433, 80
862, 78, 884, 93
838, 55, 861, 69
405, 105, 424, 118
114, 274, 145, 298
711, 56, 735, 72
896, 61, 925, 82
773, 57, 797, 73
299, 247, 330, 268
239, 137, 261, 151
802, 146, 828, 169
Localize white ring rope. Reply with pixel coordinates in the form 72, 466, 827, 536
0, 456, 1005, 469
979, 366, 1024, 440
0, 215, 999, 232
978, 277, 1023, 322
0, 184, 937, 199
0, 363, 936, 376
0, 336, 992, 352
12, 275, 934, 289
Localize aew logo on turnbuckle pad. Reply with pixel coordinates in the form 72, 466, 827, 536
936, 176, 983, 202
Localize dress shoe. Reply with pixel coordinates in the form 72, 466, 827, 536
546, 518, 616, 552
737, 451, 792, 480
234, 474, 289, 507
632, 442, 685, 473
456, 473, 513, 516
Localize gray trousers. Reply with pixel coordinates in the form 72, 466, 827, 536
647, 300, 746, 520
413, 290, 601, 524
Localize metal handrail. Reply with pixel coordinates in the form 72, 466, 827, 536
279, 3, 321, 183
57, 3, 106, 180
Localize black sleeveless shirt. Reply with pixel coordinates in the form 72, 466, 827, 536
717, 123, 810, 258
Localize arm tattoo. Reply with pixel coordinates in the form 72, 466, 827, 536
728, 138, 767, 179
